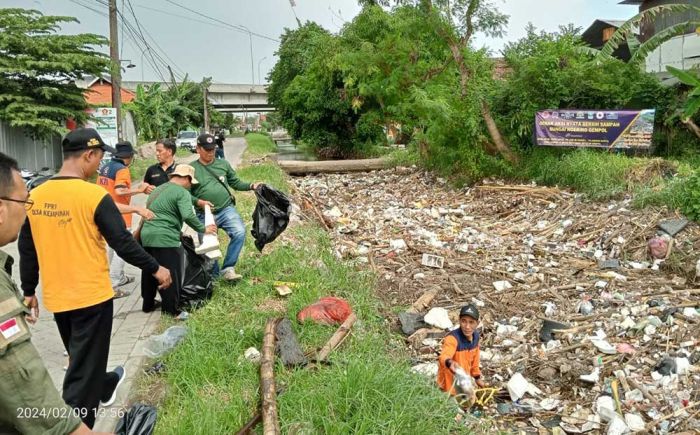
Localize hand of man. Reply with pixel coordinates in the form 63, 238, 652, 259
449, 361, 462, 374
250, 182, 264, 190
205, 224, 217, 235
153, 266, 172, 290
197, 199, 214, 209
475, 378, 486, 388
23, 296, 39, 323
144, 184, 155, 194
137, 207, 155, 220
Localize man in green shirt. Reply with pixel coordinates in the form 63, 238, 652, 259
140, 164, 215, 319
189, 134, 262, 281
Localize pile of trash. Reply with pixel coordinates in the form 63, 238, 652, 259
292, 167, 699, 434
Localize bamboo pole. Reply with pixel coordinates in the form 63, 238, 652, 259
261, 318, 281, 435
316, 313, 357, 362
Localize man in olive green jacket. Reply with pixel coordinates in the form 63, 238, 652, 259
0, 152, 98, 434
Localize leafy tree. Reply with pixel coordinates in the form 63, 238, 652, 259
0, 8, 109, 138
338, 4, 453, 149
392, 0, 517, 163
268, 23, 369, 153
492, 25, 670, 148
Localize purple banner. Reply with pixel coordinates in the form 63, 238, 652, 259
535, 109, 655, 149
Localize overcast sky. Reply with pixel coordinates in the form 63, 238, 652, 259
4, 0, 635, 84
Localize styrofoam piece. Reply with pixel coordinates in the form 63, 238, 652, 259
195, 205, 221, 257
595, 395, 617, 423
591, 339, 617, 355
506, 372, 541, 401
607, 415, 628, 435
423, 307, 453, 330
421, 253, 444, 268
624, 414, 645, 432
493, 280, 513, 292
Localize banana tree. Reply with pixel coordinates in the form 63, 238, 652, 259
667, 65, 700, 138
595, 4, 700, 66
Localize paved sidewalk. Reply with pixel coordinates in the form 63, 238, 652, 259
0, 147, 255, 431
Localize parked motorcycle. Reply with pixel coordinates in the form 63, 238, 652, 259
22, 167, 54, 191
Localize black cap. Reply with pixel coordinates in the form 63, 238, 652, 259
459, 304, 480, 320
114, 141, 135, 158
197, 133, 216, 150
62, 128, 116, 154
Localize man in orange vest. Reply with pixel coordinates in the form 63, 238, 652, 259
96, 141, 152, 294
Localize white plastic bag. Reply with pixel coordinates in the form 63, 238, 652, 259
453, 366, 477, 407
143, 326, 188, 358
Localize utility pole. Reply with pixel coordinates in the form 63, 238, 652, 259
108, 0, 123, 141
203, 86, 210, 133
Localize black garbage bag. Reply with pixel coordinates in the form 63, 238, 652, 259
251, 185, 292, 251
115, 403, 157, 435
180, 235, 214, 309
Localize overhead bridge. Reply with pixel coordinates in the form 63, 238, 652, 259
121, 81, 273, 113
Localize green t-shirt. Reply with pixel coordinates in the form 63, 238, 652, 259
190, 159, 251, 211
141, 182, 206, 248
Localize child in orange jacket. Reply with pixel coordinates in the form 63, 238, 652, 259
437, 304, 486, 395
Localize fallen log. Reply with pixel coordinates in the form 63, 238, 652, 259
261, 318, 281, 435
278, 158, 391, 175
316, 313, 357, 362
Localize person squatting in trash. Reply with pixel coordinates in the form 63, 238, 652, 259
437, 304, 486, 394
138, 164, 216, 320
189, 133, 263, 281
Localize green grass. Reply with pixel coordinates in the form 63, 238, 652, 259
129, 156, 157, 182
244, 132, 277, 155
176, 147, 192, 158
521, 148, 642, 200
143, 134, 461, 434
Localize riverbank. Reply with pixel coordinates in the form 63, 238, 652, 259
133, 133, 465, 433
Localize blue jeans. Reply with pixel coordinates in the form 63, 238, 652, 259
198, 205, 246, 277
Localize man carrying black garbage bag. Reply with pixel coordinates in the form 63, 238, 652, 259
251, 184, 292, 251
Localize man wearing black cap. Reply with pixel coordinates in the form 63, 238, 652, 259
189, 133, 262, 281
97, 141, 152, 292
437, 304, 486, 396
18, 128, 172, 428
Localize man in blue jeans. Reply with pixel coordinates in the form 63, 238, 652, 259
189, 134, 262, 281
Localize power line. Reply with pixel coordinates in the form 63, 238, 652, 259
123, 0, 184, 80
92, 0, 171, 82
160, 0, 280, 42
69, 0, 171, 82
125, 0, 185, 78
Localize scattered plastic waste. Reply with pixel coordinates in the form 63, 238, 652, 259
143, 326, 188, 358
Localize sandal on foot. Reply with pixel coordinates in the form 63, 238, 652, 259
113, 289, 131, 299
